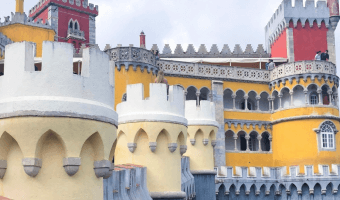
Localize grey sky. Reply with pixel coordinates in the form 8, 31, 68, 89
1, 0, 340, 69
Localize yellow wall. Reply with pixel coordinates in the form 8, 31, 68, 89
115, 67, 156, 109
185, 125, 217, 171
0, 117, 117, 200
115, 122, 186, 193
271, 107, 339, 121
272, 119, 340, 174
223, 81, 270, 94
16, 0, 24, 13
0, 24, 55, 57
165, 76, 212, 90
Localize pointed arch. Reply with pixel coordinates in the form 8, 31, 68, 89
156, 129, 171, 144
109, 139, 117, 163
35, 129, 66, 158
81, 132, 105, 161
0, 132, 22, 160
177, 132, 185, 146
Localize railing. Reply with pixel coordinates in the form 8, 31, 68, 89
271, 60, 337, 80
157, 60, 337, 83
67, 28, 85, 40
157, 60, 270, 82
106, 47, 156, 66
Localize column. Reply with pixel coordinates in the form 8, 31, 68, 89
286, 28, 295, 62
268, 97, 272, 111
327, 27, 337, 64
317, 89, 322, 105
245, 135, 250, 151
211, 80, 226, 167
196, 92, 200, 106
335, 93, 338, 107
304, 90, 308, 105
244, 95, 248, 111
278, 94, 283, 109
269, 135, 273, 153
256, 96, 260, 111
257, 135, 262, 152
232, 94, 236, 110
184, 91, 188, 102
233, 134, 238, 151
290, 91, 294, 107
328, 91, 333, 106
271, 98, 274, 112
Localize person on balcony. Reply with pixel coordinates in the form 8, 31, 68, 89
155, 70, 169, 93
268, 59, 275, 70
155, 50, 159, 60
321, 50, 329, 61
315, 51, 322, 60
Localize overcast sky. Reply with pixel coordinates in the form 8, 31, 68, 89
1, 0, 340, 68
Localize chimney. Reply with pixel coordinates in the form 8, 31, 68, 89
140, 31, 146, 48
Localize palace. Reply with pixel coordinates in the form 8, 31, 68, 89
0, 0, 339, 200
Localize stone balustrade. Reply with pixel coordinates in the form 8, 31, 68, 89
67, 28, 85, 40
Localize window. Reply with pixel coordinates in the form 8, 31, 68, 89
310, 93, 318, 105
69, 21, 73, 29
75, 22, 78, 30
321, 124, 334, 149
315, 121, 337, 151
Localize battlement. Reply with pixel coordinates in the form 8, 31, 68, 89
0, 41, 117, 125
0, 33, 12, 58
185, 100, 219, 127
117, 83, 187, 126
29, 0, 98, 19
265, 0, 331, 50
0, 12, 53, 30
151, 44, 269, 58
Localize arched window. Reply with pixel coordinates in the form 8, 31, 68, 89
122, 93, 127, 102
69, 21, 73, 29
310, 92, 318, 105
321, 124, 334, 149
315, 121, 337, 151
74, 22, 78, 30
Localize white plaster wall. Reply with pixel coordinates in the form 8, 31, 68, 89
185, 100, 219, 127
117, 83, 187, 125
0, 41, 117, 124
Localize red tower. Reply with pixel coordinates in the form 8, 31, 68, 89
265, 0, 340, 63
28, 0, 98, 51
140, 31, 146, 48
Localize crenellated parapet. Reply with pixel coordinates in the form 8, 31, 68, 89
215, 164, 340, 197
115, 83, 187, 199
29, 0, 99, 19
265, 0, 331, 49
105, 46, 158, 75
0, 41, 117, 125
0, 12, 53, 30
154, 44, 269, 58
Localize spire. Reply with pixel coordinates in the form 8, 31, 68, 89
16, 0, 24, 13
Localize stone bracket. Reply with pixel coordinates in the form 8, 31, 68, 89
94, 160, 111, 178
127, 143, 137, 153
63, 157, 81, 176
190, 139, 196, 145
180, 145, 187, 155
0, 160, 7, 179
211, 140, 217, 147
168, 143, 178, 153
149, 142, 157, 152
22, 158, 42, 177
203, 139, 209, 146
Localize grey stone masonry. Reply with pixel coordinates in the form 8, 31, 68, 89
48, 5, 58, 41
0, 33, 12, 57
286, 28, 295, 61
89, 16, 96, 44
157, 44, 270, 58
0, 12, 53, 30
265, 0, 330, 52
212, 80, 226, 167
327, 28, 337, 64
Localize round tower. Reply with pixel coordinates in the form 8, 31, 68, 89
115, 83, 187, 200
270, 61, 340, 175
0, 41, 117, 199
104, 46, 157, 109
184, 100, 218, 200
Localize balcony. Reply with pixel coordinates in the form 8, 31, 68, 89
67, 28, 85, 40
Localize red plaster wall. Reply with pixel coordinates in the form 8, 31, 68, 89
293, 21, 328, 61
34, 8, 49, 24
57, 7, 90, 43
270, 29, 287, 58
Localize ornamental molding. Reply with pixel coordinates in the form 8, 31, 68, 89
272, 115, 340, 125
313, 120, 339, 134
225, 119, 272, 130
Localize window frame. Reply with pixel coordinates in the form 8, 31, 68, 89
310, 92, 318, 105
314, 121, 338, 151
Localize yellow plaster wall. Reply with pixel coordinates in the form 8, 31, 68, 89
165, 76, 212, 90
271, 107, 340, 120
16, 0, 24, 13
185, 126, 217, 171
225, 153, 274, 169
272, 119, 340, 174
224, 111, 271, 122
0, 24, 55, 57
223, 81, 270, 94
115, 122, 186, 193
0, 117, 117, 200
114, 67, 156, 109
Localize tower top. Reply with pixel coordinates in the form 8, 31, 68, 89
117, 83, 187, 126
0, 41, 117, 126
16, 0, 24, 13
185, 100, 219, 127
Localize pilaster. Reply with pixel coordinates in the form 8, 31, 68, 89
327, 27, 336, 64
211, 80, 225, 167
286, 28, 295, 62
